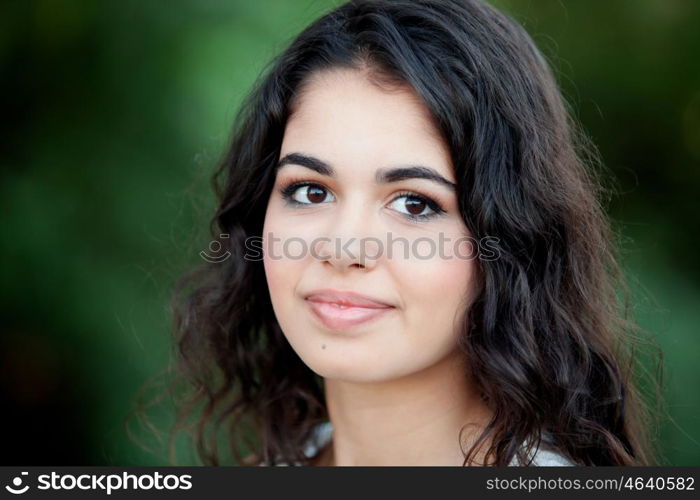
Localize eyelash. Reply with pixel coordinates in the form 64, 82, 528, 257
278, 179, 446, 222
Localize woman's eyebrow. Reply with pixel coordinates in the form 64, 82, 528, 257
277, 152, 456, 191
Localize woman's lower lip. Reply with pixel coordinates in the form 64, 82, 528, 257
306, 299, 395, 331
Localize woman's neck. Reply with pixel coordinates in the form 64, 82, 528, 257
317, 349, 494, 466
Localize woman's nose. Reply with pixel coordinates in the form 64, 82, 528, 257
312, 205, 382, 272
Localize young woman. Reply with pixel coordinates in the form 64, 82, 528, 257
168, 0, 663, 466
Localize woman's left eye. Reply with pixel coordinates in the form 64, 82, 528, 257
387, 193, 445, 221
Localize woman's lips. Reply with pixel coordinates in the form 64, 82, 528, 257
305, 298, 395, 331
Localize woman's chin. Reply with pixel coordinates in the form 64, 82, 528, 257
300, 354, 393, 384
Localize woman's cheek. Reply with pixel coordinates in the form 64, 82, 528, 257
262, 208, 294, 302
403, 230, 477, 327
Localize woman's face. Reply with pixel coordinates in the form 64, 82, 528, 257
263, 68, 479, 383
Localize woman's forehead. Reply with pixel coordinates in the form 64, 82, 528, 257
290, 68, 433, 128
282, 68, 454, 180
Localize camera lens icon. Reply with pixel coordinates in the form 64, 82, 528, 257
5, 472, 29, 494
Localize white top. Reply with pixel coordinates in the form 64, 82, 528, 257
265, 421, 576, 466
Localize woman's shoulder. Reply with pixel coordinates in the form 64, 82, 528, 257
509, 447, 576, 466
508, 432, 576, 466
252, 421, 333, 466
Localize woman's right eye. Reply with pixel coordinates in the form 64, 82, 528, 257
280, 182, 336, 205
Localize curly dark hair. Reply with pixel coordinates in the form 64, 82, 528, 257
136, 0, 666, 466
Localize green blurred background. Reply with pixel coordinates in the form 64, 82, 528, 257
1, 0, 699, 466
